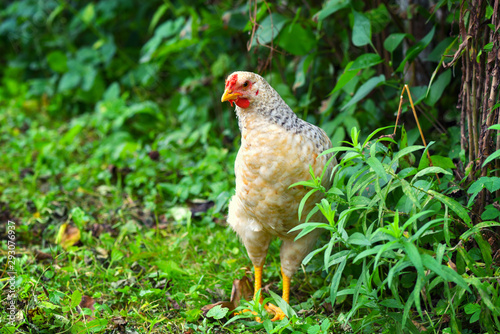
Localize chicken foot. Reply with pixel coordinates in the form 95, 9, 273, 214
251, 265, 289, 322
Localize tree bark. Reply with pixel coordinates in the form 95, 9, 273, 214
459, 0, 500, 223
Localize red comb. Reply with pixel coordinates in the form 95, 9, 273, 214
226, 74, 238, 88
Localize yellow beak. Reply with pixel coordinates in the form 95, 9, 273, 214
221, 88, 242, 102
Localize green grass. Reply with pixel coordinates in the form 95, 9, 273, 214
2, 93, 500, 334
0, 98, 337, 334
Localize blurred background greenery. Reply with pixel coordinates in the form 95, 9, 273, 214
0, 0, 462, 217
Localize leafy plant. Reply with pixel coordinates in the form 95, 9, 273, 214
295, 126, 499, 332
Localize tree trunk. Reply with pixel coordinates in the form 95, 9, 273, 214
457, 0, 500, 224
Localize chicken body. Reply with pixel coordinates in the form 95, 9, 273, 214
222, 71, 334, 320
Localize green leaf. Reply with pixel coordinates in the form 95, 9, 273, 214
354, 242, 399, 264
426, 37, 458, 97
350, 53, 383, 71
485, 5, 494, 19
279, 23, 316, 56
403, 241, 424, 277
269, 290, 296, 318
148, 4, 169, 34
401, 210, 436, 229
470, 311, 480, 323
481, 207, 500, 220
401, 179, 421, 209
47, 51, 68, 73
289, 180, 317, 188
292, 222, 334, 240
408, 218, 445, 241
383, 33, 407, 53
327, 186, 344, 196
254, 13, 289, 45
380, 299, 404, 309
474, 233, 493, 269
82, 67, 97, 91
155, 259, 188, 277
71, 207, 87, 228
425, 70, 451, 106
263, 319, 272, 332
111, 249, 124, 263
81, 3, 95, 24
85, 319, 108, 333
412, 276, 424, 319
464, 302, 481, 323
428, 189, 472, 227
60, 123, 83, 146
459, 221, 500, 240
70, 290, 82, 309
469, 278, 500, 316
387, 260, 412, 289
321, 318, 331, 332
330, 257, 347, 305
416, 142, 434, 169
408, 85, 428, 105
367, 156, 388, 182
47, 4, 65, 28
59, 71, 81, 92
392, 145, 425, 165
402, 292, 415, 328
297, 188, 319, 221
482, 149, 500, 167
396, 27, 435, 72
363, 125, 395, 147
40, 301, 59, 310
411, 166, 451, 183
293, 55, 314, 90
141, 17, 185, 62
206, 304, 229, 320
303, 243, 328, 266
325, 246, 346, 269
348, 232, 372, 246
388, 312, 421, 334
458, 247, 487, 277
315, 0, 350, 22
330, 62, 358, 95
467, 177, 500, 207
422, 155, 456, 170
421, 254, 471, 292
341, 74, 385, 110
352, 10, 372, 47
319, 146, 360, 157
103, 82, 120, 100
307, 324, 321, 334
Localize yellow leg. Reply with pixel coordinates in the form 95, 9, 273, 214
254, 265, 263, 300
244, 265, 289, 322
241, 265, 262, 322
266, 267, 289, 321
281, 267, 291, 304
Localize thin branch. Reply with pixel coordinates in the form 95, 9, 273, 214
393, 87, 405, 135
404, 84, 440, 183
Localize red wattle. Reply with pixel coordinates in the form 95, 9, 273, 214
235, 98, 250, 108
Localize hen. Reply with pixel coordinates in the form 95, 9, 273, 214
221, 71, 334, 321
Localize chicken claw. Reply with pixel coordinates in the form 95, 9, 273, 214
266, 303, 286, 321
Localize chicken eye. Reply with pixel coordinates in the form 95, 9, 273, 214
243, 81, 249, 88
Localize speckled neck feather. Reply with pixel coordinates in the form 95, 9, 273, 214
235, 73, 330, 152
